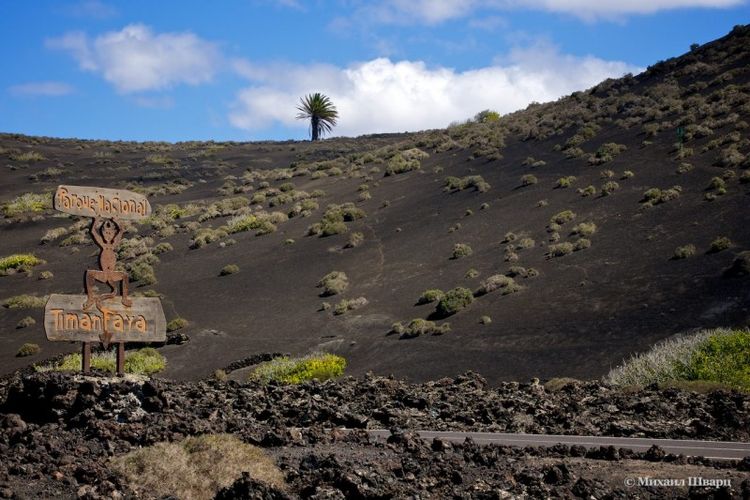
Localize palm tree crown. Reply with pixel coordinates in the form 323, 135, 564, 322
296, 93, 338, 141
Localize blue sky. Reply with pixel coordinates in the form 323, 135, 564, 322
1, 1, 747, 142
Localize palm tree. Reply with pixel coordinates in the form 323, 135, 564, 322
296, 93, 338, 141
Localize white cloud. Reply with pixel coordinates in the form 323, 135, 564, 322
521, 0, 745, 18
355, 0, 745, 23
8, 81, 74, 97
47, 24, 221, 93
228, 43, 641, 137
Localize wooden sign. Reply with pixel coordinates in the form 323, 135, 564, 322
44, 294, 166, 343
54, 185, 151, 221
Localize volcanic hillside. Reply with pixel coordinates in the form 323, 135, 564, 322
1, 25, 749, 383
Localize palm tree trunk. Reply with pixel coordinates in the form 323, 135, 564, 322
311, 116, 319, 141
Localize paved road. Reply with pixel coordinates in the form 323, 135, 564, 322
365, 430, 750, 461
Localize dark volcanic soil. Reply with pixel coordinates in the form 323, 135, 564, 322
0, 372, 749, 499
1, 27, 750, 383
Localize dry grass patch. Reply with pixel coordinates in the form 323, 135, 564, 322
111, 434, 285, 500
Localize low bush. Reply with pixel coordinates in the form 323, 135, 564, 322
571, 222, 597, 237
475, 274, 520, 296
2, 193, 52, 217
443, 175, 490, 192
579, 185, 597, 197
480, 315, 492, 325
548, 242, 574, 258
0, 254, 44, 275
220, 264, 240, 276
167, 317, 189, 332
345, 232, 364, 248
451, 243, 473, 259
417, 289, 444, 305
436, 287, 474, 317
673, 244, 696, 259
16, 343, 40, 357
621, 170, 635, 179
111, 434, 285, 499
709, 237, 732, 253
249, 353, 346, 384
601, 181, 620, 195
465, 268, 479, 278
333, 297, 368, 315
38, 347, 166, 375
550, 210, 576, 225
16, 316, 36, 329
556, 176, 576, 188
317, 271, 349, 296
307, 203, 366, 237
606, 328, 750, 391
3, 294, 47, 309
392, 319, 451, 338
520, 174, 537, 186
574, 238, 591, 251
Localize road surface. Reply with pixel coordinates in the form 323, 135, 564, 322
365, 430, 750, 461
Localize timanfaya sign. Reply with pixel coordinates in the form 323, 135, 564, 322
44, 185, 166, 374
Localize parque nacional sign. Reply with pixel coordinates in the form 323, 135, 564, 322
44, 185, 166, 374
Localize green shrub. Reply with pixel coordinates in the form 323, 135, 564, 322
589, 143, 626, 164
451, 243, 473, 259
517, 237, 534, 249
307, 203, 365, 237
16, 343, 40, 357
317, 271, 349, 296
607, 328, 750, 391
38, 271, 54, 280
556, 176, 576, 188
621, 170, 635, 179
550, 210, 576, 225
574, 238, 591, 251
465, 268, 479, 278
417, 289, 444, 305
153, 242, 173, 255
167, 317, 189, 332
601, 181, 620, 195
11, 151, 45, 162
673, 244, 696, 259
278, 182, 294, 192
436, 287, 474, 317
111, 434, 285, 500
709, 237, 732, 253
333, 297, 368, 315
676, 163, 693, 174
16, 316, 36, 329
480, 315, 492, 325
38, 347, 166, 375
220, 264, 240, 276
3, 294, 47, 309
708, 176, 726, 190
475, 275, 520, 296
384, 153, 421, 176
129, 259, 157, 285
249, 353, 346, 384
579, 185, 597, 197
443, 175, 490, 192
687, 330, 750, 390
345, 232, 364, 248
392, 319, 451, 338
520, 174, 537, 186
548, 242, 574, 258
571, 222, 597, 237
0, 254, 44, 275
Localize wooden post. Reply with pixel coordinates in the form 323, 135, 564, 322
82, 342, 91, 373
116, 342, 125, 376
